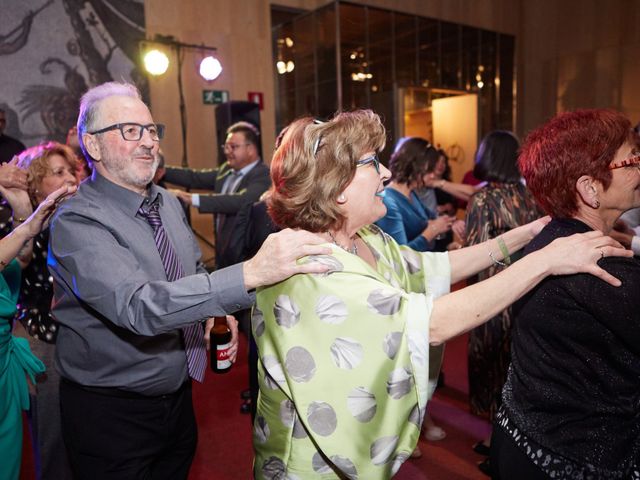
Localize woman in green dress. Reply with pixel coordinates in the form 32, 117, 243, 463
252, 110, 631, 479
0, 180, 75, 480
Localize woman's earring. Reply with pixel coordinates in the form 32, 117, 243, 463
337, 194, 347, 204
593, 199, 600, 209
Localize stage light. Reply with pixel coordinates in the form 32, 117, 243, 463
199, 56, 222, 81
143, 49, 170, 76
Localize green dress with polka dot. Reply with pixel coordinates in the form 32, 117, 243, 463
253, 225, 451, 479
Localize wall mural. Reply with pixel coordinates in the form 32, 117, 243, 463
1, 0, 147, 146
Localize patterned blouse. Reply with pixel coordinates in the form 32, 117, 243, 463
15, 230, 58, 343
252, 225, 451, 479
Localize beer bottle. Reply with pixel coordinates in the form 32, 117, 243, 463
210, 316, 232, 374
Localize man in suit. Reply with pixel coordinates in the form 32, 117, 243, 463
163, 122, 270, 269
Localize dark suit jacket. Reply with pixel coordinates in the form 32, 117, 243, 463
163, 161, 271, 268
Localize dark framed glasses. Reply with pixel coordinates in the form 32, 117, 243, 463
356, 154, 381, 173
88, 123, 165, 142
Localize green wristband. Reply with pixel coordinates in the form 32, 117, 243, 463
496, 236, 511, 266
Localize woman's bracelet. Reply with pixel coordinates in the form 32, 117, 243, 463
490, 236, 512, 267
489, 251, 507, 267
12, 216, 27, 224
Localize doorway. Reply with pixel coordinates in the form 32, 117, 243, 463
397, 87, 478, 182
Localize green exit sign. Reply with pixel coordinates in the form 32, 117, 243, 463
203, 90, 229, 105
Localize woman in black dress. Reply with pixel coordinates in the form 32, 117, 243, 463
465, 131, 543, 472
491, 109, 640, 479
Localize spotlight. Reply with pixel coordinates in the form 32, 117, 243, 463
286, 61, 295, 73
276, 60, 287, 74
199, 56, 222, 81
143, 49, 170, 76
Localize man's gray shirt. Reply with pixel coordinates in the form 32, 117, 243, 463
49, 172, 254, 395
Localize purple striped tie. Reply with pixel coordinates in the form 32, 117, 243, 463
139, 201, 207, 382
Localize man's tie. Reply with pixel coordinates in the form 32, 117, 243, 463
216, 170, 242, 233
138, 201, 207, 382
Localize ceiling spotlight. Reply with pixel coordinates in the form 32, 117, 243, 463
286, 61, 295, 73
285, 37, 294, 47
277, 60, 287, 74
199, 56, 222, 81
143, 49, 170, 76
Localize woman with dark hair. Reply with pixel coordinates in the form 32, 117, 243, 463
375, 137, 454, 251
251, 110, 630, 479
491, 110, 640, 479
464, 130, 543, 473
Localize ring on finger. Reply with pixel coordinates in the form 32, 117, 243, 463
599, 249, 605, 260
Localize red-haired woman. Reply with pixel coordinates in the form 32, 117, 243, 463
491, 109, 640, 479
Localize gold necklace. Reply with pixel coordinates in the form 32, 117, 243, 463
327, 231, 358, 255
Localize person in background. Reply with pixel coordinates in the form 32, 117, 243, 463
162, 121, 271, 270
252, 110, 629, 479
491, 109, 640, 479
463, 130, 543, 476
0, 183, 75, 480
0, 108, 26, 164
11, 142, 79, 480
65, 126, 91, 182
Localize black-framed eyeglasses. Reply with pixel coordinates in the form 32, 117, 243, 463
88, 123, 165, 141
356, 154, 381, 174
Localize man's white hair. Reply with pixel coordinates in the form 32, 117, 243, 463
77, 82, 142, 165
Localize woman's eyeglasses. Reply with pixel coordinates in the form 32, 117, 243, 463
356, 154, 381, 174
609, 154, 640, 171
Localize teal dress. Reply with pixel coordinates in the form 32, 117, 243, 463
0, 259, 45, 480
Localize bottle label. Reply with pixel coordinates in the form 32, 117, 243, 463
216, 341, 232, 369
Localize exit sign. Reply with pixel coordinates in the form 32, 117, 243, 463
203, 90, 229, 105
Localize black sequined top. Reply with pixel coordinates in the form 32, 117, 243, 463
501, 218, 640, 477
15, 230, 57, 343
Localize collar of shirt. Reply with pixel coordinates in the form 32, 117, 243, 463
90, 171, 164, 217
232, 158, 261, 178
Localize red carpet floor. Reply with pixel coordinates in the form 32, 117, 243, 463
20, 332, 490, 479
189, 332, 490, 480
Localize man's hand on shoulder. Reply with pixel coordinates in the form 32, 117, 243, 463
169, 189, 193, 206
242, 229, 331, 290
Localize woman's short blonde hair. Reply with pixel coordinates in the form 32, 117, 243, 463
268, 109, 386, 232
17, 142, 78, 205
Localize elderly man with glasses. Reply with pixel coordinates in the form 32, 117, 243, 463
162, 121, 271, 270
48, 81, 329, 480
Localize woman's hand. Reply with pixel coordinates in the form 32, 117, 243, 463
422, 215, 454, 241
451, 219, 466, 241
422, 172, 441, 188
526, 215, 552, 240
0, 156, 28, 190
0, 183, 32, 221
20, 184, 76, 237
539, 230, 633, 286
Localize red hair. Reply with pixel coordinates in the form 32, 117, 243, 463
519, 109, 632, 218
